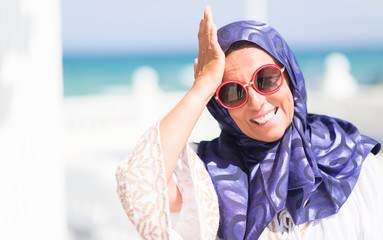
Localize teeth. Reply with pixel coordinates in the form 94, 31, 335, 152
251, 110, 275, 124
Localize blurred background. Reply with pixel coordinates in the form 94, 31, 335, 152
1, 0, 383, 239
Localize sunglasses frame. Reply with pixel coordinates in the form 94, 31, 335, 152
215, 64, 285, 109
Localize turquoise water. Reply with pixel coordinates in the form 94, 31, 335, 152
63, 49, 383, 97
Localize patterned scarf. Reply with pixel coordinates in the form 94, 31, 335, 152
197, 20, 381, 240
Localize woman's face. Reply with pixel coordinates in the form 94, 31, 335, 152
223, 47, 294, 142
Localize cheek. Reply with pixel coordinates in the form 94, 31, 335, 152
272, 83, 294, 123
227, 108, 251, 132
281, 75, 294, 120
227, 108, 243, 122
282, 89, 294, 123
287, 95, 294, 122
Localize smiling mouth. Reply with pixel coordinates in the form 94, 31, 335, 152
251, 108, 278, 125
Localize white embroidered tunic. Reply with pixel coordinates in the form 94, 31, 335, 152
116, 123, 383, 239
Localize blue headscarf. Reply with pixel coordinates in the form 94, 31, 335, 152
197, 21, 381, 240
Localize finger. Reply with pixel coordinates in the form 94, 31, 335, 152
210, 24, 217, 42
204, 6, 213, 27
210, 24, 221, 54
194, 58, 198, 79
198, 9, 207, 49
204, 6, 213, 38
199, 7, 213, 59
198, 17, 207, 67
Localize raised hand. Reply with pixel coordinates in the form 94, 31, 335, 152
160, 7, 224, 208
193, 6, 225, 99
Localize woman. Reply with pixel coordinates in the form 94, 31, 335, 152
116, 6, 382, 240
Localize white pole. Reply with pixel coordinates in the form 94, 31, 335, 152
245, 0, 268, 23
0, 0, 66, 239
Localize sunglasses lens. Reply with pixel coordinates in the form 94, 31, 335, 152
218, 82, 247, 108
254, 66, 282, 93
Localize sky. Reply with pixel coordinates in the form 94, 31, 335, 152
61, 0, 383, 55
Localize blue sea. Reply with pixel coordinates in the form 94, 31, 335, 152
63, 49, 383, 97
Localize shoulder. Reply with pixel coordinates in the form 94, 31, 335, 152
189, 142, 199, 153
356, 153, 383, 200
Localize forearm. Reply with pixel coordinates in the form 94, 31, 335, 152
161, 5, 224, 183
160, 84, 212, 182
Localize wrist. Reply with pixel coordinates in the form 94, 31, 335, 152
189, 79, 216, 105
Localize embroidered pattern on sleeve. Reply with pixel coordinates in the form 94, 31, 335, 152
116, 126, 170, 240
186, 145, 220, 239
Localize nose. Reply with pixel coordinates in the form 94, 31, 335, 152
246, 86, 265, 110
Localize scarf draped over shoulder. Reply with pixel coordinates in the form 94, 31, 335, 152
197, 20, 381, 240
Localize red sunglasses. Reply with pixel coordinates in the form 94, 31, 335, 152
215, 64, 285, 109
